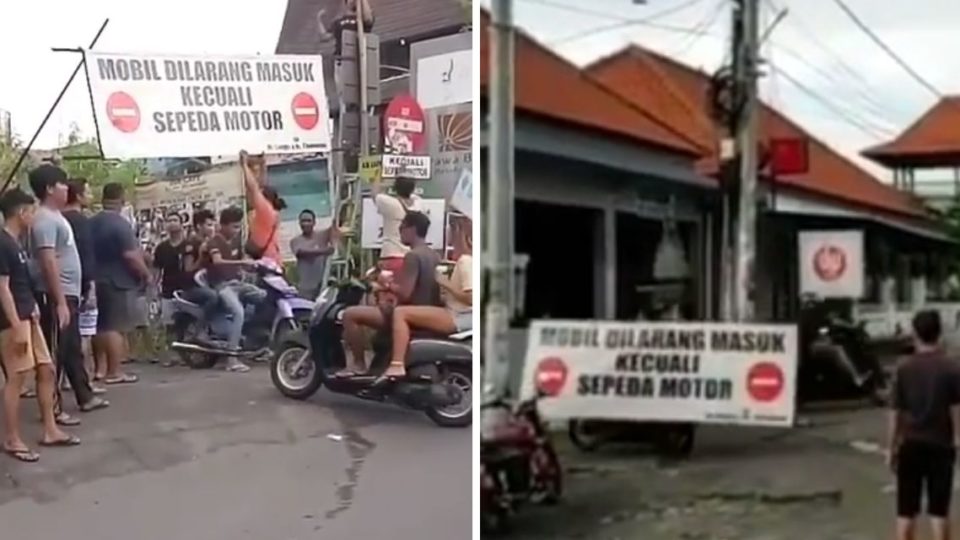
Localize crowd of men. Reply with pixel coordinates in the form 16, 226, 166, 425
0, 156, 474, 463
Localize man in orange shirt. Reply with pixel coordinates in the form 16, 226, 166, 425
239, 151, 285, 264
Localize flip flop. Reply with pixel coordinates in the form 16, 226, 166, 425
55, 413, 81, 427
80, 397, 110, 413
39, 435, 81, 447
20, 389, 36, 399
4, 447, 39, 463
104, 374, 139, 385
226, 363, 251, 373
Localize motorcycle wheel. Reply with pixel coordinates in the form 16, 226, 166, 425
175, 321, 218, 370
425, 364, 473, 428
568, 420, 602, 452
270, 338, 323, 400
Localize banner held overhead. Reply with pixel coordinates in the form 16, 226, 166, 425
86, 52, 331, 159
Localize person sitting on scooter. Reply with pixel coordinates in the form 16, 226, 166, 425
203, 206, 266, 373
338, 211, 442, 379
389, 213, 473, 379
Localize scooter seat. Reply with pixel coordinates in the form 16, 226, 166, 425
410, 329, 473, 341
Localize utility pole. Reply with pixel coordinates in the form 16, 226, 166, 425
485, 0, 515, 400
731, 0, 760, 321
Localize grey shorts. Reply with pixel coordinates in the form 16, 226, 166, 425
96, 282, 134, 333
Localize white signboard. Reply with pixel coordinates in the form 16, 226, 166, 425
381, 154, 431, 180
133, 164, 243, 209
361, 198, 446, 249
520, 320, 798, 428
416, 49, 473, 109
798, 230, 864, 298
86, 52, 331, 159
449, 169, 472, 220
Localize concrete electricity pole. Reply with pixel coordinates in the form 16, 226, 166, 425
731, 0, 760, 321
485, 0, 515, 399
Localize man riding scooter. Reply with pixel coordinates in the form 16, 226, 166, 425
337, 211, 442, 383
202, 206, 267, 373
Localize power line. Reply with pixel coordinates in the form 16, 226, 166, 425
521, 0, 724, 42
770, 64, 897, 141
671, 0, 729, 57
830, 0, 942, 99
547, 0, 711, 46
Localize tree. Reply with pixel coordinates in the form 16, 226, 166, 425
0, 135, 38, 192
56, 123, 143, 193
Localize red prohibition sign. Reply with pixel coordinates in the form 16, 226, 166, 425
746, 362, 784, 403
813, 244, 847, 282
106, 92, 140, 133
535, 357, 569, 397
291, 92, 319, 130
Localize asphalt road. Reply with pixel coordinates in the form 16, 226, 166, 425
0, 362, 472, 540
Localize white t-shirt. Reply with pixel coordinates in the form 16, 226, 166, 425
445, 254, 473, 313
375, 194, 422, 258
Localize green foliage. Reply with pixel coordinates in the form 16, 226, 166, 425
0, 135, 38, 191
58, 124, 144, 193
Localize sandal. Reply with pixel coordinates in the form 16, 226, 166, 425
39, 434, 81, 447
55, 413, 81, 427
20, 389, 36, 399
370, 363, 406, 389
80, 397, 110, 413
225, 362, 250, 373
4, 446, 39, 463
104, 373, 139, 385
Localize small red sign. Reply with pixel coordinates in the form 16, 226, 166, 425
291, 92, 319, 130
384, 94, 426, 153
813, 244, 847, 282
769, 138, 809, 176
746, 362, 784, 403
106, 92, 140, 133
535, 357, 568, 397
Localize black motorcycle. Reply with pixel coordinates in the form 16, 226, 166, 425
798, 304, 889, 405
270, 277, 473, 427
481, 397, 562, 534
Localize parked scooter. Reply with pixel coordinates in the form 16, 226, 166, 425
269, 271, 473, 427
798, 298, 888, 404
171, 259, 315, 369
481, 396, 562, 535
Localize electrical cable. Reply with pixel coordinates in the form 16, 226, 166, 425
830, 0, 942, 99
671, 0, 729, 57
548, 0, 710, 46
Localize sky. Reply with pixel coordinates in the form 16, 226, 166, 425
481, 0, 960, 180
0, 0, 288, 149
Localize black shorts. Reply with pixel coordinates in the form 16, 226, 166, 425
96, 282, 134, 333
897, 440, 956, 518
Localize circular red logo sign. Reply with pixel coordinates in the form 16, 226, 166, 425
813, 244, 847, 282
534, 357, 568, 397
746, 362, 784, 403
291, 92, 319, 130
106, 92, 140, 133
383, 94, 426, 153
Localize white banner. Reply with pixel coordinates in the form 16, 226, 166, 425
86, 52, 331, 159
416, 49, 473, 109
798, 230, 864, 298
361, 198, 446, 249
381, 154, 431, 180
449, 169, 472, 220
520, 320, 798, 428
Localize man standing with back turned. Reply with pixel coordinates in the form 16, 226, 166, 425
888, 309, 960, 540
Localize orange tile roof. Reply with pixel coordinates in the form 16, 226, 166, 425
863, 96, 960, 167
479, 11, 703, 158
588, 46, 930, 220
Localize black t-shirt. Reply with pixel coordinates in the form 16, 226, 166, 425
153, 238, 201, 298
203, 234, 242, 285
892, 351, 960, 447
63, 209, 97, 295
0, 229, 36, 330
